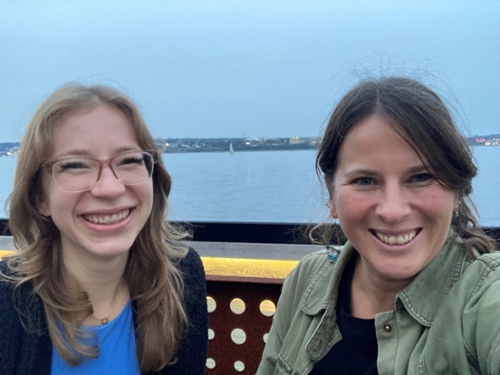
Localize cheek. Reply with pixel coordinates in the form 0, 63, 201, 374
417, 188, 456, 219
37, 175, 56, 217
140, 182, 155, 213
332, 190, 373, 223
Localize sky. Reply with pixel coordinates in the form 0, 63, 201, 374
1, 0, 499, 142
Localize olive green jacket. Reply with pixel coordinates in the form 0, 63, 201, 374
257, 236, 500, 375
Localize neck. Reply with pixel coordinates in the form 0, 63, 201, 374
62, 249, 130, 325
350, 257, 411, 319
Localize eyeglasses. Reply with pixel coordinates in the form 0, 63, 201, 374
43, 151, 158, 192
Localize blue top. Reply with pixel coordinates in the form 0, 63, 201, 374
51, 300, 140, 375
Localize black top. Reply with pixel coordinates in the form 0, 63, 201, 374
310, 253, 379, 375
0, 248, 208, 375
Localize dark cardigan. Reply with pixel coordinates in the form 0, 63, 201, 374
0, 248, 208, 375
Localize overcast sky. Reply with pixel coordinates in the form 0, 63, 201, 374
1, 0, 499, 141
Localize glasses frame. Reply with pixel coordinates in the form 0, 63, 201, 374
42, 150, 159, 193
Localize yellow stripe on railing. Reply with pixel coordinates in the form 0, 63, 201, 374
0, 250, 297, 280
201, 256, 297, 280
0, 250, 12, 259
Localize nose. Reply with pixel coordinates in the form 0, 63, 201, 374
374, 183, 411, 224
90, 165, 126, 198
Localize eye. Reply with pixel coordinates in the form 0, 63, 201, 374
120, 156, 144, 165
352, 177, 373, 186
115, 152, 146, 166
56, 159, 92, 171
410, 173, 433, 184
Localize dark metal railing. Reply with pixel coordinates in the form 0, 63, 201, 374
1, 220, 499, 374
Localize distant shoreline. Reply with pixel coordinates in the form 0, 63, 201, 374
163, 143, 319, 154
0, 134, 499, 156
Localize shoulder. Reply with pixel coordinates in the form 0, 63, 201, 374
167, 248, 208, 373
472, 252, 500, 269
0, 261, 50, 375
286, 246, 341, 286
0, 260, 16, 298
180, 247, 203, 267
0, 259, 14, 278
0, 260, 45, 328
175, 248, 207, 308
462, 252, 500, 287
445, 251, 500, 315
176, 248, 205, 283
0, 260, 34, 301
279, 246, 346, 312
461, 252, 500, 297
454, 253, 500, 371
0, 261, 24, 348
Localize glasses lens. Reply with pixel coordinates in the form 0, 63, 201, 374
52, 158, 99, 192
112, 152, 154, 185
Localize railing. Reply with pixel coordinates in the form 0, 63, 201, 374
1, 221, 499, 374
0, 221, 324, 374
200, 239, 322, 374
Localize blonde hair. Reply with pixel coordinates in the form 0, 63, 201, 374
5, 84, 189, 372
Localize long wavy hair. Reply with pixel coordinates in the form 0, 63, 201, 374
313, 77, 497, 257
5, 84, 190, 372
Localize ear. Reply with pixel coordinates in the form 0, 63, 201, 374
323, 174, 333, 199
323, 174, 338, 219
37, 197, 51, 217
328, 200, 339, 219
453, 195, 460, 213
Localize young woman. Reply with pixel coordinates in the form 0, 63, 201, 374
257, 77, 500, 374
0, 85, 208, 374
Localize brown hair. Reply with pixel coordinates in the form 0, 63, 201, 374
5, 84, 189, 372
314, 76, 497, 256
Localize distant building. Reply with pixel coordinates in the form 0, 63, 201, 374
154, 138, 167, 153
289, 136, 303, 145
7, 147, 19, 156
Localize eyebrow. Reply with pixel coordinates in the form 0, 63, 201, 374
407, 165, 431, 174
341, 164, 431, 179
341, 169, 377, 178
52, 146, 142, 159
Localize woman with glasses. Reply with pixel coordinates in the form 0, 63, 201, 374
0, 84, 208, 374
257, 77, 500, 374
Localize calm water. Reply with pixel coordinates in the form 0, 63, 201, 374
0, 147, 498, 226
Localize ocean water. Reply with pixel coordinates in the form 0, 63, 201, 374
0, 147, 498, 226
470, 146, 500, 226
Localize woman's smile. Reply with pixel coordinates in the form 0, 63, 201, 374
372, 229, 418, 246
82, 208, 131, 225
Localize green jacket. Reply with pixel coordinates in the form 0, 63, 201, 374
257, 235, 500, 375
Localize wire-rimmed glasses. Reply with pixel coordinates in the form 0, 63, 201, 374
43, 150, 158, 192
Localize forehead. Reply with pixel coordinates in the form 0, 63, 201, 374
336, 114, 426, 170
50, 104, 140, 157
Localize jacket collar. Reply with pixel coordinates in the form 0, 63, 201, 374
300, 244, 355, 361
300, 244, 354, 315
396, 235, 468, 326
300, 234, 467, 326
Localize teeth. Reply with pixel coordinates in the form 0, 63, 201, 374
84, 209, 130, 225
376, 230, 416, 245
